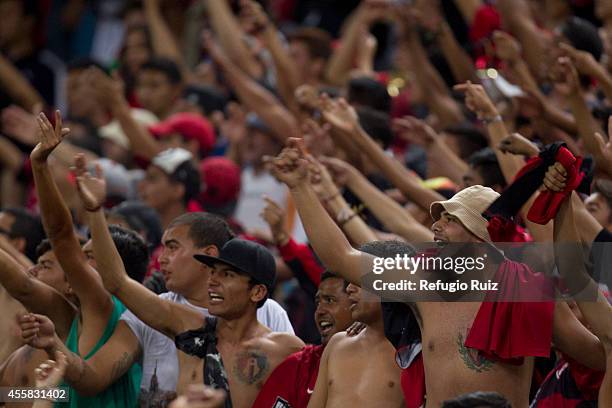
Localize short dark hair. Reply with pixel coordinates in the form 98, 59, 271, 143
35, 239, 52, 260
141, 57, 182, 84
442, 124, 489, 160
357, 107, 393, 150
561, 17, 603, 61
67, 57, 107, 74
167, 212, 235, 249
288, 27, 332, 61
348, 77, 391, 114
358, 241, 417, 258
441, 391, 511, 408
110, 201, 163, 248
320, 271, 339, 283
3, 208, 45, 262
468, 148, 506, 189
169, 160, 201, 206
593, 178, 612, 221
109, 225, 149, 284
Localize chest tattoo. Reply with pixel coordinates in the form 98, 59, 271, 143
456, 332, 494, 373
232, 349, 269, 385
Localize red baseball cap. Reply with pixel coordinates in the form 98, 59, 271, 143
199, 157, 241, 207
149, 112, 216, 156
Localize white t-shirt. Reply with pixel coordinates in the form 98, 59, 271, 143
234, 167, 287, 233
120, 293, 293, 405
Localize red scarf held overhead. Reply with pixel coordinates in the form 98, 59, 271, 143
524, 147, 584, 225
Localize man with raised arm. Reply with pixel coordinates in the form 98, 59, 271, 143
27, 111, 146, 407
20, 153, 302, 408
271, 139, 602, 407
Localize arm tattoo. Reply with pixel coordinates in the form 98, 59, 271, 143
456, 332, 494, 373
232, 349, 269, 386
110, 352, 133, 381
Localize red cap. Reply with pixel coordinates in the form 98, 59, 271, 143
199, 157, 241, 207
149, 112, 216, 156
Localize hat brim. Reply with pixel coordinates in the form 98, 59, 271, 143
430, 200, 492, 243
193, 254, 249, 277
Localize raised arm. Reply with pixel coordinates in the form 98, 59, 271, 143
399, 22, 464, 127
393, 116, 468, 184
0, 54, 44, 111
206, 0, 263, 79
206, 34, 300, 142
272, 139, 370, 286
88, 68, 163, 160
319, 98, 445, 213
309, 156, 377, 246
552, 57, 604, 160
30, 111, 113, 318
241, 0, 301, 113
143, 0, 188, 77
321, 156, 432, 243
73, 154, 202, 338
325, 1, 388, 86
496, 0, 548, 78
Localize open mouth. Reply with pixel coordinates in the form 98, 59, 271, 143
317, 319, 334, 336
208, 291, 224, 304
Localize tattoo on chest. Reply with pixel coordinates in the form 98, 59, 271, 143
232, 349, 269, 385
456, 332, 493, 373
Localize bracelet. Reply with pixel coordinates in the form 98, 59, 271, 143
85, 205, 102, 212
481, 114, 502, 125
336, 207, 357, 227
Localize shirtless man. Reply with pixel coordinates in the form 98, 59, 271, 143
22, 155, 304, 407
308, 242, 403, 408
271, 140, 601, 407
253, 271, 355, 408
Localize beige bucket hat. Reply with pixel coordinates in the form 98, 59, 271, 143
430, 185, 500, 243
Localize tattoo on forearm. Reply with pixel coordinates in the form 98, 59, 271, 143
232, 349, 269, 385
456, 332, 493, 373
110, 352, 133, 381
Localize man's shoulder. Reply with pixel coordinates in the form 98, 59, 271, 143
264, 331, 305, 354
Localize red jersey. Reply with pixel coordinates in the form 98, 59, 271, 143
252, 345, 324, 408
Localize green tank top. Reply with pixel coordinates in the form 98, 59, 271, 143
56, 296, 142, 408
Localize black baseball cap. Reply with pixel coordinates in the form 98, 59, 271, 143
194, 239, 276, 291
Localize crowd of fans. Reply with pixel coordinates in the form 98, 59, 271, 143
0, 0, 611, 407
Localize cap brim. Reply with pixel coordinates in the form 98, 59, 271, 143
193, 254, 248, 276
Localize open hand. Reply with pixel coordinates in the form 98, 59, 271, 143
74, 154, 107, 211
30, 111, 70, 163
318, 95, 360, 135
34, 352, 67, 389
